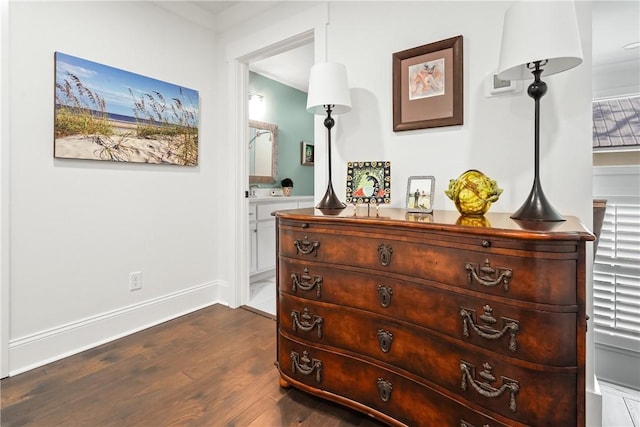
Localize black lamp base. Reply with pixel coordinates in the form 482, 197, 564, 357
316, 181, 346, 210
511, 179, 565, 222
511, 61, 565, 223
316, 104, 346, 211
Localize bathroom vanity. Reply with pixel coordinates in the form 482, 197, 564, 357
249, 196, 314, 279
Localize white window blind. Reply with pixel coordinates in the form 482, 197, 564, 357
593, 202, 640, 351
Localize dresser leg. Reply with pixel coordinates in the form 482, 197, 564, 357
278, 376, 291, 388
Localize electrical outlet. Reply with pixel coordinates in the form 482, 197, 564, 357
129, 271, 142, 291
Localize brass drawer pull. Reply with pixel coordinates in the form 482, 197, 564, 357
460, 420, 491, 427
291, 350, 322, 383
465, 259, 513, 291
377, 284, 393, 307
291, 268, 322, 297
377, 329, 394, 353
460, 361, 519, 413
460, 305, 519, 352
376, 378, 393, 402
292, 308, 323, 338
294, 236, 320, 256
377, 244, 393, 266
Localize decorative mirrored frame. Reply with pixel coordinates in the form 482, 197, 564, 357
248, 120, 278, 184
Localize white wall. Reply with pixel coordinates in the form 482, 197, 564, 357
1, 0, 9, 378
5, 1, 222, 375
321, 1, 593, 226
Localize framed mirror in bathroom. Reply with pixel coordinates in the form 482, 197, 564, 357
248, 120, 278, 184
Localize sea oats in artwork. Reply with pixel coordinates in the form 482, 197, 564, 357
54, 52, 199, 166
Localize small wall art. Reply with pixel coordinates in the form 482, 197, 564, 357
392, 36, 463, 131
346, 161, 391, 205
301, 141, 314, 166
406, 176, 435, 213
54, 52, 199, 166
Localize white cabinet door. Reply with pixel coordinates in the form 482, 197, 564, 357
256, 219, 276, 272
249, 204, 257, 274
250, 198, 312, 277
250, 221, 258, 274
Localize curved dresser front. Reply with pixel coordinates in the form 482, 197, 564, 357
275, 208, 594, 427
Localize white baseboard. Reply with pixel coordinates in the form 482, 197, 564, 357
8, 280, 227, 376
587, 377, 603, 427
595, 342, 640, 391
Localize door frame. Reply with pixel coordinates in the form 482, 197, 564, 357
226, 4, 327, 308
1, 0, 10, 378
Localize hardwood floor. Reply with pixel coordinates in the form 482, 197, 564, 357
1, 304, 638, 426
0, 305, 383, 427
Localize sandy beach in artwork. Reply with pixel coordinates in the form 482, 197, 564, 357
55, 120, 195, 165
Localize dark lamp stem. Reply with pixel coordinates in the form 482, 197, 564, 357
316, 104, 346, 210
511, 61, 565, 222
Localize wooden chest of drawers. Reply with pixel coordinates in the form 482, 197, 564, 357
275, 208, 594, 426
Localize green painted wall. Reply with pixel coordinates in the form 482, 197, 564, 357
249, 72, 314, 196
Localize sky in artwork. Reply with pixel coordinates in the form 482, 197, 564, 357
55, 52, 199, 122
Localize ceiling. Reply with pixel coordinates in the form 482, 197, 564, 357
592, 1, 640, 67
157, 1, 639, 93
191, 1, 313, 92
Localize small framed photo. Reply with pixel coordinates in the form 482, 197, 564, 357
301, 141, 314, 166
406, 176, 435, 213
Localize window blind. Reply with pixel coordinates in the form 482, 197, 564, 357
593, 202, 640, 351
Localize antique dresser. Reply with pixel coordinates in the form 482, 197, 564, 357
275, 208, 594, 426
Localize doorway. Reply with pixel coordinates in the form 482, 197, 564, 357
228, 15, 328, 313
244, 41, 314, 316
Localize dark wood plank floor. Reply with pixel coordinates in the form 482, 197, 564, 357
0, 304, 385, 427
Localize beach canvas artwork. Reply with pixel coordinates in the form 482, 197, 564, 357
54, 52, 199, 166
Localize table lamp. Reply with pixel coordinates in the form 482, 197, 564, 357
307, 62, 352, 210
497, 1, 583, 221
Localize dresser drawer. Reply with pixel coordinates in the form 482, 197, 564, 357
279, 295, 578, 426
278, 334, 522, 427
278, 224, 578, 305
280, 259, 578, 366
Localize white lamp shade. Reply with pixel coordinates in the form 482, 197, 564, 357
497, 1, 583, 81
306, 62, 352, 115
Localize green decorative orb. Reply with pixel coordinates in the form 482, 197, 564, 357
445, 170, 503, 216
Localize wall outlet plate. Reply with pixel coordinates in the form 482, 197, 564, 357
129, 271, 142, 291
